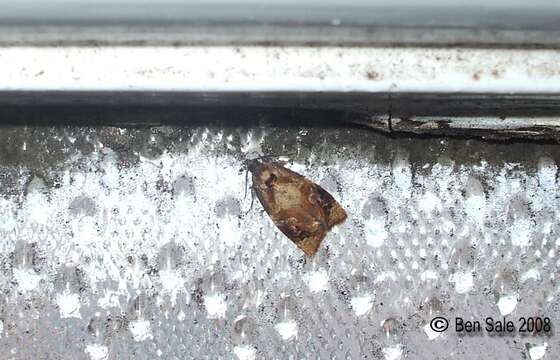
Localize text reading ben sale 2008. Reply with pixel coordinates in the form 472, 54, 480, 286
455, 316, 552, 335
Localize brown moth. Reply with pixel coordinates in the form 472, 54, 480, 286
247, 159, 347, 256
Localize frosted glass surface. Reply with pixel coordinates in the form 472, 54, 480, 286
0, 125, 558, 359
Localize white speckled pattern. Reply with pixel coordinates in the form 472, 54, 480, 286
0, 125, 558, 359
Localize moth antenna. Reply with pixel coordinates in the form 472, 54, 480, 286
242, 187, 256, 216
243, 166, 249, 200
249, 189, 255, 212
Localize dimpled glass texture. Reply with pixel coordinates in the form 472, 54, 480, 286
0, 125, 558, 360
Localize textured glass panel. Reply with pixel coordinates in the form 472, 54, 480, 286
0, 125, 558, 359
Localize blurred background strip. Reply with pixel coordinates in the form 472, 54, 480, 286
1, 0, 560, 47
1, 1, 560, 139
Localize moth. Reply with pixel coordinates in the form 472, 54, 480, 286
246, 158, 347, 256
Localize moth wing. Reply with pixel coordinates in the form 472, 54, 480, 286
275, 164, 347, 228
295, 232, 325, 257
310, 183, 347, 229
250, 160, 346, 256
273, 209, 327, 256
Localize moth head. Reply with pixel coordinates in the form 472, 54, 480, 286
244, 154, 294, 173
244, 158, 262, 174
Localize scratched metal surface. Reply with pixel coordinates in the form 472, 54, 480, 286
0, 125, 558, 359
